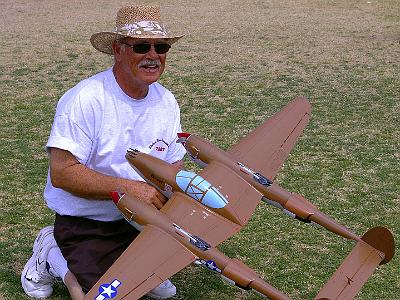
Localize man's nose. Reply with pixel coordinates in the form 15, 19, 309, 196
145, 45, 159, 58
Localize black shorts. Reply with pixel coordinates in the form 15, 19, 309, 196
53, 213, 140, 293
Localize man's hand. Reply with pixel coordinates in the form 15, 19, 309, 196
125, 181, 167, 210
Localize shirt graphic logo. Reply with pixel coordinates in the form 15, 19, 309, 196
149, 138, 169, 152
95, 279, 121, 300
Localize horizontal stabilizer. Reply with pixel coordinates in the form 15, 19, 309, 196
315, 227, 394, 300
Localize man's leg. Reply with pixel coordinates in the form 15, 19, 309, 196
47, 245, 84, 299
53, 214, 176, 299
64, 271, 85, 300
52, 214, 141, 293
55, 214, 179, 299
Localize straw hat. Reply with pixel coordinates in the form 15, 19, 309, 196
90, 5, 184, 55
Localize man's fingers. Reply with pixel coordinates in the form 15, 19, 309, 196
152, 200, 163, 210
129, 181, 168, 209
152, 192, 167, 209
157, 192, 168, 204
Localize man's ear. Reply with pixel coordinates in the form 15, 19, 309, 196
112, 40, 123, 60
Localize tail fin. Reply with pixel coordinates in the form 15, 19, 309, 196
315, 226, 394, 300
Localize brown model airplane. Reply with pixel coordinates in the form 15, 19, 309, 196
84, 97, 394, 300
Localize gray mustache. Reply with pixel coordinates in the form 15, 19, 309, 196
138, 60, 161, 67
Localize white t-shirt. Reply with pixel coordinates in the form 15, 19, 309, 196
44, 68, 186, 221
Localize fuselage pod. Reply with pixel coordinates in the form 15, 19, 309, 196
176, 170, 228, 209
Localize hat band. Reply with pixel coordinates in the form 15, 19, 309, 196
116, 21, 168, 37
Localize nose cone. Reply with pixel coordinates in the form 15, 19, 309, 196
110, 191, 125, 204
177, 133, 191, 145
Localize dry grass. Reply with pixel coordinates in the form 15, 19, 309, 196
0, 0, 399, 299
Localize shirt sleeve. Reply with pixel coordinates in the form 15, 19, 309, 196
46, 114, 94, 164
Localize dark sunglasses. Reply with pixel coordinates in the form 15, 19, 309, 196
120, 42, 171, 54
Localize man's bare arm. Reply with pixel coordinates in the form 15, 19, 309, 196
49, 147, 167, 209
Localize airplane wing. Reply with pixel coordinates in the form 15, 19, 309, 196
84, 224, 197, 300
227, 96, 312, 180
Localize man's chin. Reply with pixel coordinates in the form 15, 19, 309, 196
139, 71, 162, 83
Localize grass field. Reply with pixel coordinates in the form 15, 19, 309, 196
0, 0, 399, 299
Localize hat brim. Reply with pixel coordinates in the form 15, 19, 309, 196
90, 32, 184, 55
